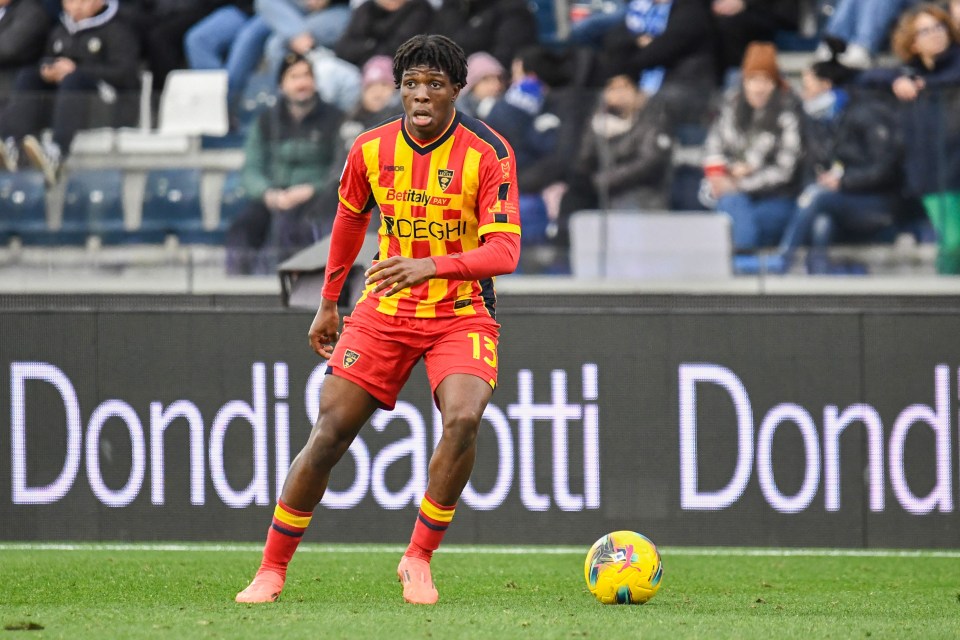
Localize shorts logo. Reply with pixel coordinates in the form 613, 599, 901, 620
437, 169, 454, 192
343, 350, 360, 368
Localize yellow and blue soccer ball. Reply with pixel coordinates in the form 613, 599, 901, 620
584, 531, 663, 604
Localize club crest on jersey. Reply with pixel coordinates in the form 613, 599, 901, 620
343, 350, 360, 368
437, 169, 455, 192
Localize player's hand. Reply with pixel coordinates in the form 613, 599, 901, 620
307, 298, 340, 359
365, 256, 437, 296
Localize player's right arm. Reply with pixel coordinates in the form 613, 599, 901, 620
308, 140, 375, 358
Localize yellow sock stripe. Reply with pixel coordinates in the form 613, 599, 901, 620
420, 497, 455, 523
274, 504, 312, 529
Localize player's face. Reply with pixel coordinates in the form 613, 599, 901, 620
401, 65, 461, 140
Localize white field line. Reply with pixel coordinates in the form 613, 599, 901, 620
0, 543, 959, 559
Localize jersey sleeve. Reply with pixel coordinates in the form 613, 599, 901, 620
475, 135, 522, 239
337, 138, 375, 215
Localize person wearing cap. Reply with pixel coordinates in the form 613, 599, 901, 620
702, 41, 802, 268
225, 52, 344, 275
335, 54, 400, 154
459, 51, 505, 119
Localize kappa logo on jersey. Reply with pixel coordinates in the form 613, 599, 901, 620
343, 350, 360, 368
437, 169, 455, 191
500, 160, 511, 180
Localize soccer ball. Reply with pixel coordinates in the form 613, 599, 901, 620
583, 530, 663, 604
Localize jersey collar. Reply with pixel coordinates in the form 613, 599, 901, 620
401, 110, 461, 155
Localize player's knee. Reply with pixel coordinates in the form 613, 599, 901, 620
442, 408, 482, 449
303, 422, 353, 467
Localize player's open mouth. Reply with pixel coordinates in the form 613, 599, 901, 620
411, 110, 432, 126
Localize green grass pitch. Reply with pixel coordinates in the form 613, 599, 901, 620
1, 544, 958, 639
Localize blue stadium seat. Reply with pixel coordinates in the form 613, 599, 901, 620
59, 169, 125, 244
235, 71, 276, 135
530, 0, 560, 44
217, 170, 250, 241
141, 168, 206, 243
0, 171, 49, 244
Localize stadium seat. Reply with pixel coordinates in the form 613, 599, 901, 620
530, 0, 561, 44
59, 169, 125, 244
235, 71, 277, 135
141, 168, 207, 243
158, 70, 230, 137
0, 171, 49, 244
217, 170, 249, 238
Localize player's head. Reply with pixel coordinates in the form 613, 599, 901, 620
393, 35, 468, 90
394, 35, 467, 139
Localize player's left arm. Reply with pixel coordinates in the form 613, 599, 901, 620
365, 139, 521, 295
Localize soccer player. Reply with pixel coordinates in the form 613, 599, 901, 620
235, 34, 521, 606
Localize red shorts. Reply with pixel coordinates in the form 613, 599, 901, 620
328, 303, 500, 410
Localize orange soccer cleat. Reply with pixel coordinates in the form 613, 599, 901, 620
235, 570, 285, 603
397, 555, 439, 605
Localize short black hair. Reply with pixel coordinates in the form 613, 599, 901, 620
278, 51, 313, 85
393, 34, 468, 88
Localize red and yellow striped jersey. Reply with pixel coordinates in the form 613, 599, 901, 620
338, 111, 521, 319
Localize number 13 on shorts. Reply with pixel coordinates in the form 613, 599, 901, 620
468, 331, 497, 368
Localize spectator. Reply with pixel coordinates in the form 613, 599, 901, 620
184, 1, 272, 118
772, 60, 905, 274
598, 0, 720, 129
0, 0, 52, 98
814, 0, 920, 69
559, 74, 672, 218
0, 0, 140, 186
950, 0, 960, 29
256, 0, 351, 80
711, 0, 799, 72
119, 0, 224, 94
485, 45, 592, 267
702, 42, 802, 259
861, 3, 960, 274
429, 0, 538, 69
335, 54, 398, 155
226, 53, 344, 275
459, 51, 505, 119
333, 0, 433, 69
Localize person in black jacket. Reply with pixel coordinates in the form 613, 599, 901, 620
771, 59, 906, 274
0, 0, 140, 185
333, 0, 434, 69
429, 0, 538, 69
0, 0, 52, 98
598, 0, 720, 129
711, 0, 799, 72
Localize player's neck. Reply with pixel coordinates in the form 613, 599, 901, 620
405, 110, 456, 145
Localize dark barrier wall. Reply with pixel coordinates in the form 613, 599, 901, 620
1, 307, 959, 547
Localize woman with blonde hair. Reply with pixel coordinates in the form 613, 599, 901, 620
862, 3, 960, 273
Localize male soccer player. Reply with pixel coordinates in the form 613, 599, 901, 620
236, 34, 521, 605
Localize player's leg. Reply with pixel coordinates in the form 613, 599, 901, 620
398, 318, 500, 604
397, 373, 494, 605
236, 375, 379, 603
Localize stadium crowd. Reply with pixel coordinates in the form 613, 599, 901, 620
0, 0, 959, 276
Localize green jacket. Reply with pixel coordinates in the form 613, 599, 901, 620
241, 94, 344, 201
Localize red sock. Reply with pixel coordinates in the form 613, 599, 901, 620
405, 494, 456, 562
259, 500, 313, 579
